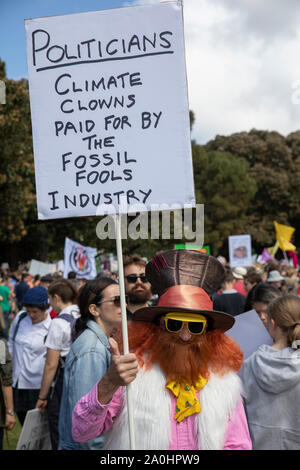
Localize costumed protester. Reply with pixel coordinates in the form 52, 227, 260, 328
35, 279, 79, 450
7, 286, 51, 425
58, 277, 123, 450
72, 250, 252, 450
240, 294, 300, 450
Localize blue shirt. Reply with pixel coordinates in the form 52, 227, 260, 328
58, 320, 111, 450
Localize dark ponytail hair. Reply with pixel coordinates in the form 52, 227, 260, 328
74, 277, 118, 337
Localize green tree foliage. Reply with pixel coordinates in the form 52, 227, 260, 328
192, 145, 257, 254
205, 129, 300, 248
0, 61, 35, 246
0, 55, 299, 266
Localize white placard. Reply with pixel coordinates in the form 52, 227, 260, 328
25, 2, 195, 220
29, 259, 57, 276
16, 409, 52, 450
228, 234, 252, 267
226, 309, 273, 360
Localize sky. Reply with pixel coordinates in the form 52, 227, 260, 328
1, 0, 300, 144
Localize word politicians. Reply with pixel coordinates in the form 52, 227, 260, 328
31, 30, 174, 70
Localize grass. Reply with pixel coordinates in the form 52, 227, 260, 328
3, 416, 22, 450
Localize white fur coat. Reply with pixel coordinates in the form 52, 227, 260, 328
104, 364, 242, 450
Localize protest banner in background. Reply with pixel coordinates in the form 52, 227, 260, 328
29, 259, 57, 276
63, 237, 97, 279
175, 244, 210, 254
25, 2, 195, 220
16, 409, 52, 450
228, 234, 252, 268
274, 221, 296, 252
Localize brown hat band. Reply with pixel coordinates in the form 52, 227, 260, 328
157, 285, 213, 311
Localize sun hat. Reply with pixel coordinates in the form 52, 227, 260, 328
267, 270, 285, 283
133, 249, 235, 332
232, 266, 247, 280
22, 286, 49, 307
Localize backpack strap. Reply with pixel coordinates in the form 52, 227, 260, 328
56, 313, 76, 328
44, 312, 77, 345
12, 311, 27, 341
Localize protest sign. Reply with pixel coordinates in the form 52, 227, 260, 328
175, 244, 210, 253
63, 237, 97, 279
25, 1, 195, 220
29, 259, 57, 276
226, 309, 273, 360
16, 409, 52, 450
228, 234, 252, 267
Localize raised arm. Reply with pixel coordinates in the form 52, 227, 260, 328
72, 337, 138, 443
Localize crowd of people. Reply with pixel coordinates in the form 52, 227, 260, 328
0, 250, 299, 450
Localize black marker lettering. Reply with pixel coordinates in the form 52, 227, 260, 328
48, 191, 59, 210
106, 39, 118, 55
92, 193, 101, 205
128, 35, 141, 53
46, 45, 65, 63
62, 152, 72, 171
159, 31, 173, 49
55, 73, 71, 95
104, 193, 113, 204
60, 99, 74, 113
32, 29, 50, 66
64, 194, 77, 208
79, 194, 89, 207
139, 188, 152, 203
89, 154, 100, 167
80, 39, 96, 58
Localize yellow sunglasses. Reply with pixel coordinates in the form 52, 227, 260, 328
163, 312, 207, 335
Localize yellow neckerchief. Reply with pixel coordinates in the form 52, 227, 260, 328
166, 376, 207, 423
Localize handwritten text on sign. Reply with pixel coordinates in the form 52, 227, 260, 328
25, 2, 195, 219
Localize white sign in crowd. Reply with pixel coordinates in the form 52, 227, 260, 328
25, 1, 195, 220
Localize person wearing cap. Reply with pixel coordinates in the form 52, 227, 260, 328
267, 270, 285, 290
72, 250, 251, 450
7, 286, 51, 425
232, 267, 248, 297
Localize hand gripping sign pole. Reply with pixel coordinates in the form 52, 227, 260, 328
114, 214, 136, 450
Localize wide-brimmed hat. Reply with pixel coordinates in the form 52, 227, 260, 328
133, 249, 235, 332
232, 266, 247, 280
267, 270, 285, 282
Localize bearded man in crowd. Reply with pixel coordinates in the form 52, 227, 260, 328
123, 254, 152, 317
72, 250, 251, 450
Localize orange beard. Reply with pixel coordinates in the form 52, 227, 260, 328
113, 321, 243, 387
147, 328, 211, 386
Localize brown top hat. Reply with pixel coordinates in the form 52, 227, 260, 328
132, 249, 235, 332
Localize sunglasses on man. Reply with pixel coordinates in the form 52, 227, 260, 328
125, 274, 148, 284
163, 313, 207, 335
97, 295, 129, 307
